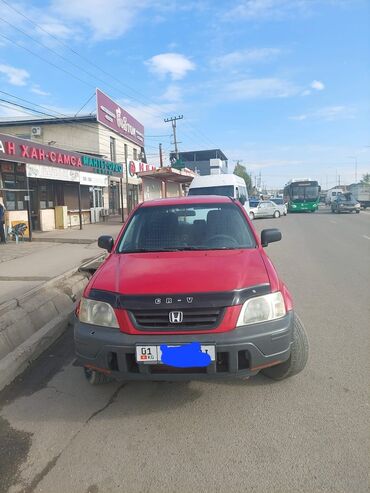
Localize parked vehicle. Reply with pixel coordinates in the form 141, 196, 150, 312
74, 196, 308, 384
270, 197, 287, 215
325, 188, 343, 206
331, 192, 361, 213
188, 174, 250, 215
284, 179, 320, 212
347, 183, 370, 209
249, 200, 284, 220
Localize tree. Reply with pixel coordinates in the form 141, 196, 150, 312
360, 173, 370, 184
233, 162, 252, 193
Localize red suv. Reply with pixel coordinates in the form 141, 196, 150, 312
74, 196, 308, 384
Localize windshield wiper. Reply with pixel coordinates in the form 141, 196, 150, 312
121, 248, 183, 253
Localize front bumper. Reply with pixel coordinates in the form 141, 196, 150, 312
74, 311, 294, 381
338, 206, 358, 212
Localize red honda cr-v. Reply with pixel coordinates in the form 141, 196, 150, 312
74, 196, 308, 384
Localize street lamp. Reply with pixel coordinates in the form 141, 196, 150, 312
347, 156, 358, 183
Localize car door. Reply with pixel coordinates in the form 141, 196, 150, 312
256, 202, 268, 217
264, 201, 275, 217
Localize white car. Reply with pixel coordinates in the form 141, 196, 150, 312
249, 200, 284, 220
270, 197, 287, 216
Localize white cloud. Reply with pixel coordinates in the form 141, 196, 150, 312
31, 85, 50, 96
225, 0, 313, 20
227, 77, 299, 99
51, 0, 150, 40
161, 84, 182, 102
311, 80, 325, 91
212, 48, 281, 69
290, 105, 356, 121
146, 53, 195, 80
0, 64, 30, 86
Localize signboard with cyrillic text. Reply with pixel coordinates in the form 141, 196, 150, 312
96, 89, 145, 146
0, 132, 123, 177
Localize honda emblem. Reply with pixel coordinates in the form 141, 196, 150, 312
169, 311, 183, 324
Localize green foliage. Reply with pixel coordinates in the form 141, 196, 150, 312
233, 162, 252, 193
360, 173, 370, 184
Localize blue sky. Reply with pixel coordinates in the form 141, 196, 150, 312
0, 0, 369, 188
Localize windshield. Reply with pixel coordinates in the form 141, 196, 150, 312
117, 203, 255, 253
188, 185, 234, 197
291, 184, 319, 202
338, 193, 354, 202
271, 198, 283, 204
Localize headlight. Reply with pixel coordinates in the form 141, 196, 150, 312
236, 292, 286, 326
78, 298, 119, 328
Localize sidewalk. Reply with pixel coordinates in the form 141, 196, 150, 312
0, 222, 122, 304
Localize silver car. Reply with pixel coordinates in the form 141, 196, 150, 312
249, 200, 283, 220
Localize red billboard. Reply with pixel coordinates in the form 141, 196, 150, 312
96, 89, 145, 147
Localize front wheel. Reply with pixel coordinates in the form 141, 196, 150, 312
261, 315, 309, 381
273, 210, 280, 218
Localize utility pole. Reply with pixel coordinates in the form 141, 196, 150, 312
164, 115, 183, 159
159, 143, 163, 168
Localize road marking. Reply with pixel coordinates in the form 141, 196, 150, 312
363, 235, 370, 240
330, 220, 337, 224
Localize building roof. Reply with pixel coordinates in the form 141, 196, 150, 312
0, 115, 97, 127
170, 149, 228, 162
138, 166, 196, 183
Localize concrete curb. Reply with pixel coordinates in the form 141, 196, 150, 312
0, 253, 104, 317
0, 308, 73, 392
0, 253, 105, 392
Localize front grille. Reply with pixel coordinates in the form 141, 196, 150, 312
129, 307, 224, 331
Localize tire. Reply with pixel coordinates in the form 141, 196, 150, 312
249, 212, 255, 220
261, 314, 309, 381
84, 367, 112, 385
273, 210, 280, 218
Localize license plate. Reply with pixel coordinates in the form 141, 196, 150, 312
135, 344, 216, 364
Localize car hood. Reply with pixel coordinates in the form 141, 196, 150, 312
90, 249, 270, 295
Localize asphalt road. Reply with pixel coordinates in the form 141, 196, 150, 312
1, 208, 369, 493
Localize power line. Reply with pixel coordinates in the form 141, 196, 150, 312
0, 0, 219, 147
0, 0, 163, 107
0, 97, 163, 157
0, 0, 218, 148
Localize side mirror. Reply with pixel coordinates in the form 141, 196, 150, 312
98, 235, 114, 252
261, 228, 282, 247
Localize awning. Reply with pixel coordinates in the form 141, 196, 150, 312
138, 166, 196, 183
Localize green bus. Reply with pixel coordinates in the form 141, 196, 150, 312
283, 179, 321, 212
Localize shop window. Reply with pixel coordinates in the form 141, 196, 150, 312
133, 148, 138, 160
5, 191, 16, 210
110, 137, 116, 162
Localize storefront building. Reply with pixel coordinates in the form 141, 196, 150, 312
0, 88, 146, 219
0, 133, 122, 233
